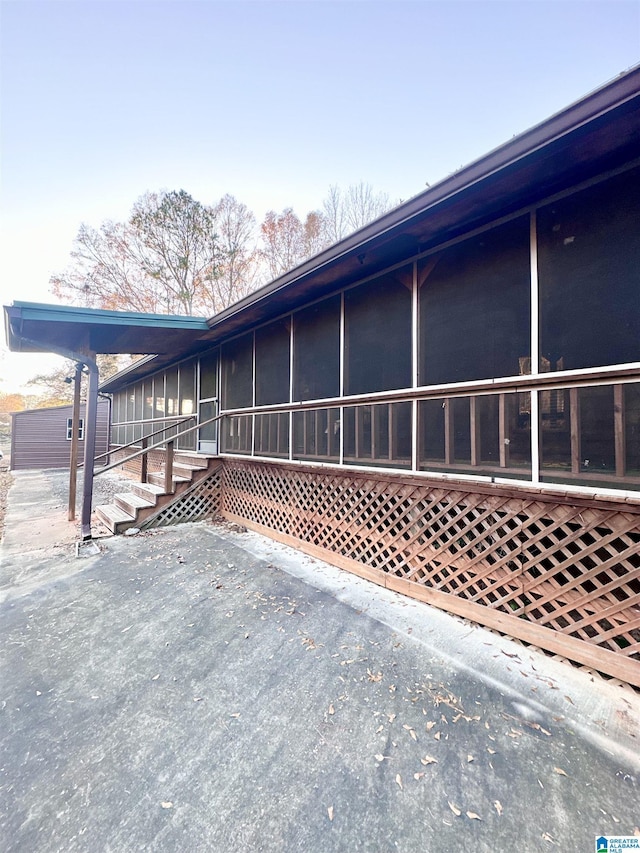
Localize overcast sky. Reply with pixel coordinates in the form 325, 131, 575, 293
1, 0, 639, 392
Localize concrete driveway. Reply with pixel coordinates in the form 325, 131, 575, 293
1, 471, 639, 852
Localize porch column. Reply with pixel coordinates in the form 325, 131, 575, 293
81, 355, 99, 540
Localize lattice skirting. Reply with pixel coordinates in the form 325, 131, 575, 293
141, 469, 222, 529
220, 459, 640, 687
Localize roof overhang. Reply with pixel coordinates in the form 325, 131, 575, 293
204, 65, 640, 341
4, 302, 210, 357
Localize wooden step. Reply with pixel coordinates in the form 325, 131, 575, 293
95, 503, 136, 534
132, 482, 165, 503
114, 492, 155, 516
147, 471, 189, 489
173, 462, 207, 479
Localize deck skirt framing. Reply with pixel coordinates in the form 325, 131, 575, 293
218, 458, 640, 687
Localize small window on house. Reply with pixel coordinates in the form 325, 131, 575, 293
66, 418, 84, 440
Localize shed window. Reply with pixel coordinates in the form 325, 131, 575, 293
538, 167, 640, 371
66, 418, 84, 440
293, 295, 341, 401
222, 333, 253, 410
419, 216, 531, 385
345, 267, 412, 395
255, 319, 290, 406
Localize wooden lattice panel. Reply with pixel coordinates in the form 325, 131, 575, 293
221, 459, 640, 686
142, 469, 222, 529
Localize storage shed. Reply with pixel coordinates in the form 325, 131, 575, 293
10, 400, 110, 470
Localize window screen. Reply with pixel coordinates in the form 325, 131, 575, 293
179, 361, 196, 415
255, 319, 290, 406
345, 268, 412, 395
165, 369, 178, 416
200, 351, 218, 400
222, 333, 253, 410
293, 295, 341, 401
538, 167, 640, 371
419, 216, 530, 385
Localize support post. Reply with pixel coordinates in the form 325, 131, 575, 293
165, 440, 174, 494
140, 436, 148, 483
68, 363, 83, 521
81, 356, 99, 540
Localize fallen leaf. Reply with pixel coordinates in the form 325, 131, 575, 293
375, 725, 383, 733
425, 721, 436, 731
368, 669, 383, 682
466, 811, 482, 820
327, 806, 334, 822
434, 731, 441, 740
151, 674, 160, 681
467, 754, 474, 763
193, 697, 203, 702
494, 800, 503, 816
541, 831, 555, 844
553, 767, 568, 777
410, 729, 417, 741
375, 754, 385, 762
395, 774, 403, 790
487, 747, 496, 755
448, 801, 461, 816
421, 756, 438, 765
161, 801, 173, 809
414, 772, 425, 780
328, 704, 335, 716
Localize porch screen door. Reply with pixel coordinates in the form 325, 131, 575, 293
198, 352, 218, 454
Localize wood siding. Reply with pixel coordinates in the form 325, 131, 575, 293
10, 400, 110, 470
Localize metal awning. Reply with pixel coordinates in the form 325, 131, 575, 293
3, 301, 211, 542
4, 301, 210, 355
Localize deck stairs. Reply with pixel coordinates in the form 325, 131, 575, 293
95, 452, 221, 534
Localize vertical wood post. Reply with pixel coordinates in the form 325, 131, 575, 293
614, 384, 626, 478
140, 436, 148, 483
470, 397, 480, 467
444, 399, 454, 466
499, 394, 510, 469
570, 388, 581, 475
165, 440, 174, 493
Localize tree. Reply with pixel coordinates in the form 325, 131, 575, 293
26, 354, 128, 408
52, 190, 228, 317
130, 190, 221, 315
260, 208, 305, 279
322, 182, 393, 242
208, 194, 260, 311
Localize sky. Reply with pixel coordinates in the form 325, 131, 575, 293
1, 0, 639, 394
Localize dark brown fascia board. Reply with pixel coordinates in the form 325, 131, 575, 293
206, 64, 640, 332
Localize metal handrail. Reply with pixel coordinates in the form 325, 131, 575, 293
92, 415, 196, 464
94, 411, 225, 477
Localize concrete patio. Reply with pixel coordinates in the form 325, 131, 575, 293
1, 470, 639, 852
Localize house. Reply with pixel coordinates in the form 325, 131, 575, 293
5, 67, 640, 685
